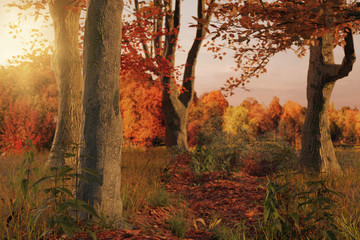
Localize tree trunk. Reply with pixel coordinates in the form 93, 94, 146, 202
300, 30, 355, 173
47, 0, 83, 167
162, 0, 214, 149
76, 0, 124, 226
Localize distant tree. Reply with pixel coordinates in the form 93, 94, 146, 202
355, 112, 360, 144
240, 98, 271, 136
120, 71, 164, 147
0, 99, 41, 153
278, 100, 305, 148
328, 103, 343, 143
223, 105, 252, 137
187, 90, 228, 145
267, 97, 283, 134
341, 107, 358, 144
0, 53, 57, 153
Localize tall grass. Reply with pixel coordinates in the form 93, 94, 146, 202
1, 139, 360, 239
120, 147, 171, 221
0, 151, 49, 239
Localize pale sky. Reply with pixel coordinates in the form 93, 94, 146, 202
0, 1, 359, 109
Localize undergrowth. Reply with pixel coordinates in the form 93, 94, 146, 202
0, 141, 99, 239
1, 137, 359, 239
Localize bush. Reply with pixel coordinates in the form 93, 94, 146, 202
259, 172, 342, 239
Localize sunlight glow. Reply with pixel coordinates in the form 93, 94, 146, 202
0, 6, 53, 66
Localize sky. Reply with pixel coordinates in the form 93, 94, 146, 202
0, 1, 359, 109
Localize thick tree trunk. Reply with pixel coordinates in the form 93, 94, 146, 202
76, 0, 124, 226
162, 0, 213, 149
47, 0, 83, 167
300, 30, 355, 173
162, 92, 188, 148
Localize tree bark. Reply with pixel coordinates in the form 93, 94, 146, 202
47, 0, 83, 167
162, 0, 214, 149
299, 29, 355, 173
76, 0, 124, 226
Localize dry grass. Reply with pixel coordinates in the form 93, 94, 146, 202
121, 146, 172, 221
0, 147, 172, 238
0, 146, 359, 239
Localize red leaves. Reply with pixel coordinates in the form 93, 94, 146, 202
0, 53, 57, 154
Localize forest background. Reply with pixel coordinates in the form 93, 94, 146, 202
0, 1, 359, 154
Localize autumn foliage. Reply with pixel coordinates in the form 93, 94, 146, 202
0, 53, 57, 154
187, 90, 229, 146
0, 58, 358, 154
119, 70, 165, 147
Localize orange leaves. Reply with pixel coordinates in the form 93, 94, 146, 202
210, 0, 360, 92
0, 53, 57, 154
187, 91, 229, 146
119, 71, 164, 147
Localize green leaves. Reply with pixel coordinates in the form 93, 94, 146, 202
260, 172, 343, 239
10, 139, 100, 239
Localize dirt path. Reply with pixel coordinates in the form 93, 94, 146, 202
69, 154, 266, 240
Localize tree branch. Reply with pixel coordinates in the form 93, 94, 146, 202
323, 28, 356, 84
134, 0, 151, 59
179, 0, 215, 106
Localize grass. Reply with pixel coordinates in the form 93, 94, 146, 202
0, 146, 171, 238
167, 210, 187, 238
121, 146, 171, 220
1, 143, 360, 239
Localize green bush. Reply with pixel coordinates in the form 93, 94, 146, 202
259, 172, 342, 239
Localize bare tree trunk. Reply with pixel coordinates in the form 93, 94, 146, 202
162, 0, 214, 149
47, 0, 83, 167
300, 29, 355, 173
76, 0, 124, 226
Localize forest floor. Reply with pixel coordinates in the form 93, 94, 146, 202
69, 153, 266, 240
2, 147, 359, 239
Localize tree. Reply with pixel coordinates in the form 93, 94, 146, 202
187, 90, 228, 145
75, 0, 125, 225
299, 29, 355, 173
328, 103, 342, 143
162, 0, 216, 149
278, 100, 305, 148
124, 0, 215, 149
120, 70, 164, 147
212, 0, 358, 173
267, 96, 283, 134
0, 52, 57, 154
241, 98, 271, 136
47, 0, 83, 167
223, 105, 252, 137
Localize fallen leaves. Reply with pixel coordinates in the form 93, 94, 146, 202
67, 153, 266, 239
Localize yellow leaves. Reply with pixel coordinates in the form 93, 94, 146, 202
35, 3, 46, 10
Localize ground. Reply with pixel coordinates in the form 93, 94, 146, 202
68, 153, 266, 240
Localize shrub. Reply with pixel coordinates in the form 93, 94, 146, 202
0, 98, 56, 154
259, 172, 342, 239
